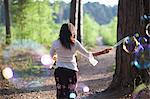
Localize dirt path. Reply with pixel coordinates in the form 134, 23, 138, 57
77, 46, 115, 98
0, 46, 116, 99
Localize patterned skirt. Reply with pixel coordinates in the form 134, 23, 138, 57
54, 67, 78, 99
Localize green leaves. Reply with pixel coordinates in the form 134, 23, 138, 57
83, 14, 99, 47
99, 17, 117, 46
83, 14, 117, 47
10, 0, 60, 46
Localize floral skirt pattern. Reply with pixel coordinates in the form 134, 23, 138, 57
54, 67, 78, 99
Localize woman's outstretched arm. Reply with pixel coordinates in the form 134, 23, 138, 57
92, 48, 112, 56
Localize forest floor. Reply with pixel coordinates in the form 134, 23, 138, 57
0, 45, 149, 99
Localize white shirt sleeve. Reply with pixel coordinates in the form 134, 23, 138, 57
50, 41, 56, 58
75, 40, 90, 57
75, 40, 98, 66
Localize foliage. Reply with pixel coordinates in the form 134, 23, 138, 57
54, 1, 70, 23
83, 15, 117, 47
10, 0, 60, 47
99, 17, 117, 46
0, 24, 5, 43
84, 2, 117, 24
83, 14, 99, 47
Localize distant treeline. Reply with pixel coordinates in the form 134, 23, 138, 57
0, 1, 117, 25
55, 2, 118, 25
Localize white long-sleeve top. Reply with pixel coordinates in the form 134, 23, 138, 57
50, 39, 97, 71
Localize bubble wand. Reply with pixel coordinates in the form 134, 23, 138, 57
93, 36, 129, 57
112, 36, 129, 48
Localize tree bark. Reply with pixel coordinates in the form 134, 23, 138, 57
107, 0, 150, 93
4, 0, 11, 45
69, 0, 78, 31
70, 0, 83, 43
77, 0, 83, 43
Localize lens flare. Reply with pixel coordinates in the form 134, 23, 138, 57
77, 83, 90, 93
83, 86, 90, 92
69, 92, 76, 98
2, 67, 13, 79
41, 54, 54, 68
2, 39, 52, 89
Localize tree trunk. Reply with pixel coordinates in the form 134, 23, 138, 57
107, 0, 150, 93
4, 0, 11, 45
69, 0, 78, 31
70, 0, 83, 43
77, 0, 83, 43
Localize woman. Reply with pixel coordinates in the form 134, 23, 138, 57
50, 23, 112, 99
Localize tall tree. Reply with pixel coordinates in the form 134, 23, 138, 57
4, 0, 11, 45
77, 0, 83, 43
70, 0, 83, 43
106, 0, 150, 96
70, 0, 78, 33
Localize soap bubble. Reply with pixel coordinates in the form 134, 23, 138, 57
132, 44, 150, 69
134, 32, 140, 38
123, 36, 139, 54
146, 23, 150, 37
138, 37, 148, 45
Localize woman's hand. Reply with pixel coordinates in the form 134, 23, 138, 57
101, 48, 112, 54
